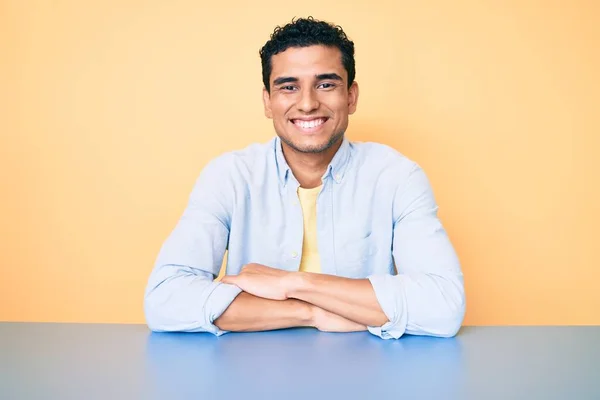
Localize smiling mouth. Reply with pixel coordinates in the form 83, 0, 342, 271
290, 117, 329, 132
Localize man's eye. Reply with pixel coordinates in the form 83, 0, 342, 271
281, 86, 297, 91
318, 83, 335, 89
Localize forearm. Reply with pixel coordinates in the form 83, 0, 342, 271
214, 292, 314, 332
288, 272, 388, 327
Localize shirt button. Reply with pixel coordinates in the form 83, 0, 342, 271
292, 200, 298, 206
335, 174, 341, 181
291, 251, 298, 258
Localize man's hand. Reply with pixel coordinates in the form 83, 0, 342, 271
221, 263, 297, 301
221, 264, 367, 332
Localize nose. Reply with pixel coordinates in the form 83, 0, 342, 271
297, 87, 319, 113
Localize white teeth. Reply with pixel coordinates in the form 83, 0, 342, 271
295, 118, 325, 129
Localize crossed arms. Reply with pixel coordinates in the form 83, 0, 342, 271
216, 265, 387, 332
144, 158, 465, 339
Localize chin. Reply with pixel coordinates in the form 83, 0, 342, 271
290, 138, 335, 154
279, 130, 343, 154
297, 145, 330, 154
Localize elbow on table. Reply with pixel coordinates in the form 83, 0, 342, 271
435, 313, 463, 338
143, 284, 218, 334
146, 321, 167, 333
143, 285, 190, 333
435, 293, 466, 338
435, 272, 466, 337
144, 292, 169, 332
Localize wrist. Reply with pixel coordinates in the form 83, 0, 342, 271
294, 300, 317, 327
285, 271, 311, 299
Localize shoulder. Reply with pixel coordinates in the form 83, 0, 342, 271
350, 141, 438, 218
199, 138, 276, 181
349, 140, 421, 181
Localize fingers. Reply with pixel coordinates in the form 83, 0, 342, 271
221, 275, 236, 284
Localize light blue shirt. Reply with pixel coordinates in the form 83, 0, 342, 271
144, 137, 465, 339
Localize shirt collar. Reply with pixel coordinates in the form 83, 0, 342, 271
274, 136, 351, 187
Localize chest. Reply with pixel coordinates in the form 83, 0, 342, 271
226, 179, 395, 277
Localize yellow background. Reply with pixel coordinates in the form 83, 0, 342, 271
1, 0, 598, 325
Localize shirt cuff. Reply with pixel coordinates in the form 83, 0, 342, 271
367, 274, 408, 339
202, 282, 242, 336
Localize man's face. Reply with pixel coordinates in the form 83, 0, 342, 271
263, 45, 359, 154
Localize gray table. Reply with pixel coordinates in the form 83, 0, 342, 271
0, 323, 598, 399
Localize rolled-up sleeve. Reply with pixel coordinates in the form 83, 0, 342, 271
144, 155, 242, 335
367, 164, 465, 339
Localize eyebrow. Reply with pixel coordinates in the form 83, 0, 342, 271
273, 76, 298, 86
272, 73, 344, 87
315, 73, 343, 81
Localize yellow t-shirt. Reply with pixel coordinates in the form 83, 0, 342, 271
297, 185, 322, 274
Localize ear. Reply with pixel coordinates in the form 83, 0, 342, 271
348, 81, 359, 115
262, 87, 273, 119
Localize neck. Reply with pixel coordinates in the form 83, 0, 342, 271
281, 139, 343, 189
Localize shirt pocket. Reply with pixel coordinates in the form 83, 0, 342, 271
337, 232, 379, 277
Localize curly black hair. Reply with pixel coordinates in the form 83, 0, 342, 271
259, 17, 355, 92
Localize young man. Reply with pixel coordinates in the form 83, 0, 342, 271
144, 17, 465, 339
